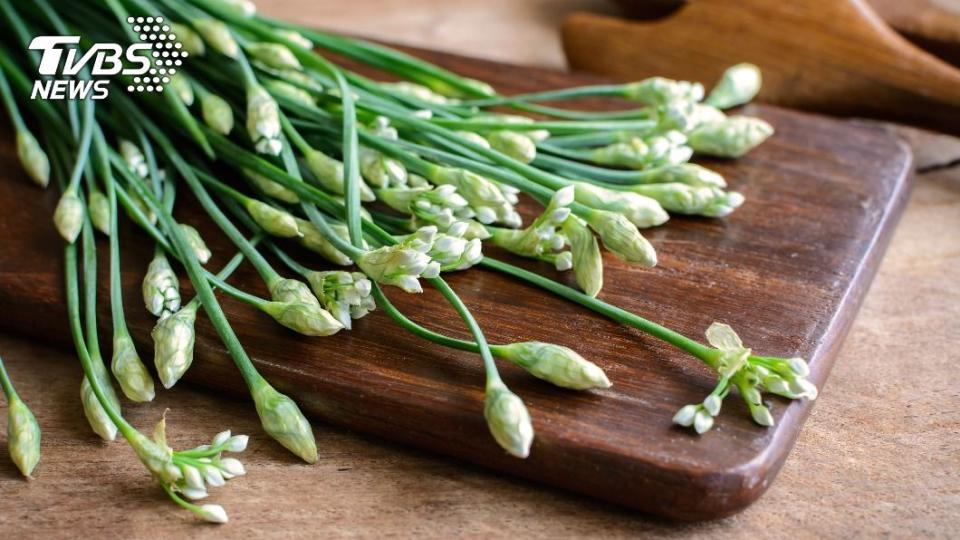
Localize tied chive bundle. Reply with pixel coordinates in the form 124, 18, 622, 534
0, 0, 814, 524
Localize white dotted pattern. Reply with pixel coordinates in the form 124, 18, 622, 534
124, 15, 184, 93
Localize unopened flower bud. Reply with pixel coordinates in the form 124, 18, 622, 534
703, 394, 722, 416
193, 18, 239, 58
111, 333, 156, 402
16, 130, 50, 188
179, 224, 212, 264
251, 381, 317, 463
198, 504, 229, 524
80, 376, 118, 441
499, 342, 610, 390
689, 116, 774, 158
119, 139, 148, 178
694, 409, 715, 434
151, 302, 198, 388
586, 210, 657, 266
705, 63, 762, 110
359, 147, 407, 188
264, 79, 315, 108
200, 92, 234, 135
143, 252, 181, 317
294, 218, 353, 265
171, 23, 205, 56
486, 130, 537, 163
6, 396, 40, 477
750, 404, 775, 427
245, 199, 300, 238
246, 85, 282, 155
672, 404, 698, 427
270, 278, 320, 306
484, 380, 534, 458
562, 215, 603, 297
245, 170, 299, 204
573, 182, 668, 229
261, 301, 344, 336
168, 73, 194, 106
225, 435, 248, 453
88, 188, 110, 235
53, 187, 84, 243
219, 457, 246, 476
247, 42, 301, 71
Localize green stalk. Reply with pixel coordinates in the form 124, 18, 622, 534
0, 356, 19, 401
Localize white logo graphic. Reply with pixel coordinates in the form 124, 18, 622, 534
29, 16, 187, 100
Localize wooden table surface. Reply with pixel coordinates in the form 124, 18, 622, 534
1, 1, 958, 537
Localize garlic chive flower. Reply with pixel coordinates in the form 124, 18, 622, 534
377, 184, 477, 233
643, 163, 727, 188
357, 226, 441, 293
429, 166, 521, 227
573, 182, 668, 229
484, 380, 534, 458
588, 131, 691, 170
15, 130, 50, 188
294, 217, 353, 265
246, 84, 283, 155
264, 79, 316, 108
489, 185, 573, 259
179, 224, 212, 264
305, 149, 376, 201
111, 333, 156, 402
382, 81, 455, 105
627, 183, 745, 218
245, 169, 299, 204
169, 74, 194, 106
306, 271, 375, 329
625, 76, 704, 131
498, 342, 610, 390
151, 302, 198, 389
705, 63, 762, 110
171, 23, 205, 56
486, 130, 537, 163
688, 116, 774, 158
213, 0, 256, 17
5, 394, 40, 477
269, 278, 319, 305
53, 187, 84, 243
359, 117, 408, 188
247, 42, 302, 71
585, 210, 657, 267
143, 252, 181, 318
193, 18, 240, 58
276, 30, 313, 50
562, 215, 604, 297
424, 221, 484, 272
200, 92, 234, 135
245, 199, 301, 238
251, 381, 318, 463
456, 131, 491, 149
80, 376, 118, 441
119, 139, 149, 178
261, 293, 344, 336
88, 188, 110, 235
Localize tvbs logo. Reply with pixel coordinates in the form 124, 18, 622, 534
29, 16, 187, 100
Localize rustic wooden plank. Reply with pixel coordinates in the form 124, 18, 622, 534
0, 52, 912, 520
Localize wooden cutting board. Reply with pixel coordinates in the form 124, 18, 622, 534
0, 49, 912, 521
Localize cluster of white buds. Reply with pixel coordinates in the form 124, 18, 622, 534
294, 217, 353, 265
15, 129, 50, 188
245, 169, 299, 204
572, 182, 668, 229
360, 117, 408, 188
705, 63, 762, 110
192, 18, 239, 58
119, 139, 149, 178
247, 42, 302, 71
688, 116, 774, 158
170, 428, 248, 505
263, 278, 345, 336
625, 76, 705, 132
489, 186, 573, 267
423, 221, 483, 272
143, 252, 181, 318
589, 131, 691, 170
151, 302, 198, 388
429, 166, 521, 228
246, 84, 283, 156
306, 271, 375, 329
378, 183, 477, 232
304, 148, 376, 201
674, 323, 818, 434
356, 226, 442, 293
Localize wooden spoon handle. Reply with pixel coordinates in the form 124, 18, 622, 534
562, 0, 960, 134
870, 0, 960, 67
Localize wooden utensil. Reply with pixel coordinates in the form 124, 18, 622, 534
0, 49, 912, 521
562, 0, 960, 134
871, 0, 960, 67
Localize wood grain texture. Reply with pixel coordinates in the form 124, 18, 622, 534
0, 52, 912, 520
562, 0, 960, 135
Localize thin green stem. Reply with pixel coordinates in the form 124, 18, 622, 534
0, 356, 19, 401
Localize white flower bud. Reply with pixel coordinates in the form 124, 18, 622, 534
200, 92, 234, 135
499, 342, 610, 390
171, 23, 205, 56
198, 504, 229, 524
16, 130, 50, 188
182, 465, 205, 490
111, 333, 155, 402
151, 302, 198, 388
705, 63, 762, 110
244, 170, 299, 204
262, 301, 344, 336
168, 73, 194, 106
225, 435, 249, 453
214, 0, 256, 17
294, 218, 353, 266
251, 382, 317, 463
359, 147, 407, 188
6, 396, 41, 477
219, 457, 246, 477
277, 30, 312, 50
484, 380, 534, 458
357, 242, 435, 294
143, 252, 180, 317
788, 357, 810, 377
179, 224, 212, 264
119, 139, 148, 178
562, 215, 603, 297
246, 85, 282, 156
586, 210, 657, 266
703, 394, 722, 416
430, 167, 517, 227
672, 404, 698, 427
193, 18, 239, 58
202, 464, 226, 487
181, 486, 209, 500
245, 199, 301, 238
689, 116, 774, 158
573, 182, 668, 229
247, 42, 301, 71
750, 404, 775, 427
88, 188, 110, 235
264, 79, 315, 108
486, 130, 537, 163
53, 188, 84, 243
211, 430, 231, 448
693, 409, 714, 434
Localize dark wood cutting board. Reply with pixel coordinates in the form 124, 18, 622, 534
0, 49, 912, 520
